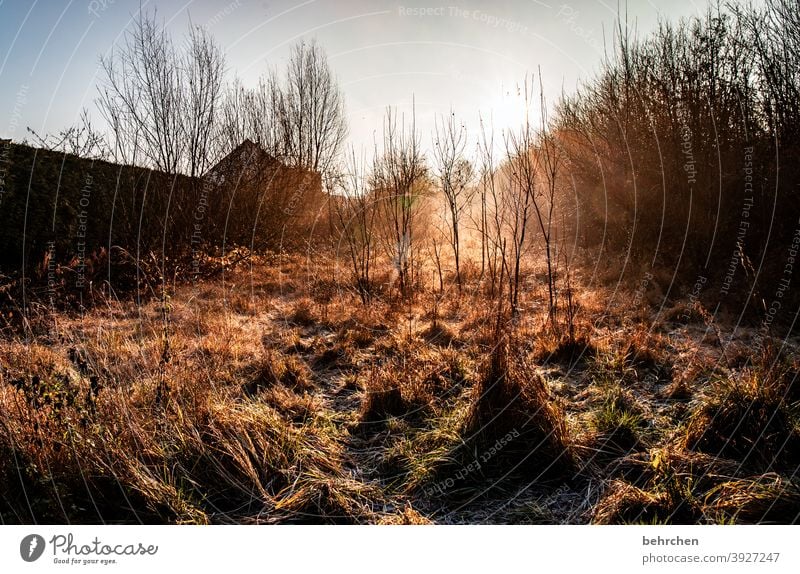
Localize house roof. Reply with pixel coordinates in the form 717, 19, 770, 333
204, 139, 283, 184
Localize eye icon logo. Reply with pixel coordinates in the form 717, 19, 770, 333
20, 534, 46, 562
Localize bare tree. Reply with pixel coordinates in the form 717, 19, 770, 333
97, 9, 225, 175
98, 10, 183, 173
182, 23, 225, 179
26, 108, 109, 160
216, 76, 282, 158
475, 116, 504, 299
535, 68, 561, 329
502, 79, 539, 319
433, 112, 474, 291
373, 104, 428, 298
475, 75, 558, 321
274, 40, 348, 182
333, 148, 379, 303
215, 39, 347, 249
746, 0, 800, 142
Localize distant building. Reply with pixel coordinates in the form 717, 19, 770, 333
202, 139, 327, 246
205, 139, 324, 218
0, 137, 327, 277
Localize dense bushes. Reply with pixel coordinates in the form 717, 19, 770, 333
0, 142, 191, 277
0, 141, 324, 299
556, 1, 800, 320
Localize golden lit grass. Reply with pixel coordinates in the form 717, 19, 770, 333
682, 369, 800, 471
377, 504, 433, 524
99, 395, 355, 523
358, 342, 470, 425
459, 330, 575, 483
2, 253, 800, 523
0, 262, 376, 523
703, 473, 800, 524
0, 349, 373, 523
592, 448, 706, 524
592, 480, 682, 524
595, 452, 800, 524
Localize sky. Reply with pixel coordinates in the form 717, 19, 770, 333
0, 0, 736, 160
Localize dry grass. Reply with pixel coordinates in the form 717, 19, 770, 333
460, 330, 575, 482
2, 253, 800, 524
703, 474, 800, 524
683, 370, 800, 471
242, 350, 314, 396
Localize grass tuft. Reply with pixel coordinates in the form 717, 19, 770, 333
460, 331, 574, 481
683, 371, 800, 471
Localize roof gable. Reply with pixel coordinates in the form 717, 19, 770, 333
205, 139, 282, 184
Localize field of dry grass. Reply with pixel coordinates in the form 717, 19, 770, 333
2, 252, 800, 524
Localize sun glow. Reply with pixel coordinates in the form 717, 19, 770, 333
483, 85, 537, 136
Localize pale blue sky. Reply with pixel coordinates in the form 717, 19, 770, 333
0, 0, 740, 158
